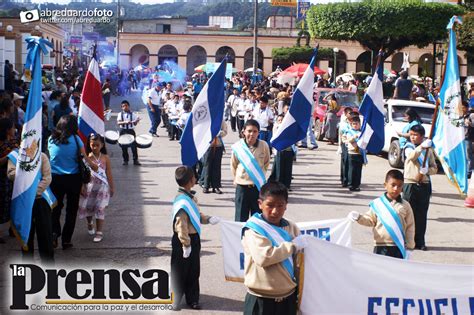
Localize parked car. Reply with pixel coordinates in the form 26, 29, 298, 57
312, 88, 360, 140
383, 99, 435, 168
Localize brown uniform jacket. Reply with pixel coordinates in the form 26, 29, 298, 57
8, 153, 52, 199
231, 139, 270, 186
173, 189, 210, 247
357, 194, 415, 250
241, 218, 300, 299
404, 142, 437, 184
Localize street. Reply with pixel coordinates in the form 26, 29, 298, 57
1, 91, 473, 315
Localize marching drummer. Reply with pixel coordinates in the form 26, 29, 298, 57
117, 100, 141, 166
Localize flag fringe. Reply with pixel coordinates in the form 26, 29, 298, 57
9, 220, 29, 251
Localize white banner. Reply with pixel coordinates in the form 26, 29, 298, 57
220, 218, 351, 282
300, 238, 474, 315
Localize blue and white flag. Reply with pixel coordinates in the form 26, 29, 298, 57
172, 194, 201, 235
432, 16, 468, 195
180, 59, 226, 166
271, 48, 317, 151
10, 37, 52, 249
357, 55, 385, 154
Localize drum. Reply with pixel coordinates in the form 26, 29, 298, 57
135, 134, 153, 149
118, 134, 135, 148
104, 130, 119, 145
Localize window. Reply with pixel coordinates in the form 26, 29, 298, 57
163, 24, 171, 34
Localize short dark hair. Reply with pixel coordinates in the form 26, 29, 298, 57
344, 107, 353, 114
175, 166, 195, 187
260, 96, 269, 103
385, 169, 404, 182
259, 181, 288, 203
243, 119, 260, 131
351, 116, 361, 124
121, 100, 130, 106
0, 118, 14, 141
410, 124, 425, 136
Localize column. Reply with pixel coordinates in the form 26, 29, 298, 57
263, 58, 272, 74
21, 33, 29, 72
346, 60, 357, 73
0, 35, 4, 90
235, 56, 244, 72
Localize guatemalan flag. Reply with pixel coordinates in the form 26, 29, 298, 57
432, 16, 468, 195
180, 59, 226, 166
271, 48, 317, 150
78, 50, 105, 143
356, 54, 385, 154
11, 37, 52, 249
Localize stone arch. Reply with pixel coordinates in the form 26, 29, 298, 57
243, 47, 264, 71
186, 45, 207, 75
215, 46, 235, 66
356, 51, 372, 73
418, 53, 434, 77
130, 44, 150, 67
158, 44, 178, 66
328, 50, 347, 77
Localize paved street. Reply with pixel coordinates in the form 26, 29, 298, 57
1, 91, 473, 315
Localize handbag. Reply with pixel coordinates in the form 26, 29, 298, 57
73, 135, 91, 184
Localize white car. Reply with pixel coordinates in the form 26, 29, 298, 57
382, 99, 435, 168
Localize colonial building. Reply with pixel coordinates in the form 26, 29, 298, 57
118, 16, 472, 79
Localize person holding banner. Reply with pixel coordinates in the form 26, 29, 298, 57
348, 169, 415, 259
241, 181, 307, 315
231, 119, 270, 222
403, 124, 437, 251
171, 166, 220, 310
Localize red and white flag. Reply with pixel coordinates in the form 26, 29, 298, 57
78, 54, 105, 143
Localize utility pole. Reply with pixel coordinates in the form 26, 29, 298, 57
116, 0, 120, 69
252, 0, 259, 78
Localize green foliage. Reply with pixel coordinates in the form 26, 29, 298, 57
272, 46, 333, 63
306, 0, 465, 60
457, 13, 474, 59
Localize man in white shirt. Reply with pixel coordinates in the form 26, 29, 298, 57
147, 84, 162, 137
252, 96, 274, 150
117, 100, 141, 165
227, 88, 239, 132
348, 80, 357, 93
236, 93, 247, 133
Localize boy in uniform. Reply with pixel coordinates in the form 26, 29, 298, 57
402, 124, 437, 250
241, 181, 308, 315
339, 108, 354, 187
342, 116, 366, 191
348, 169, 415, 259
171, 166, 220, 310
117, 100, 141, 165
231, 119, 271, 222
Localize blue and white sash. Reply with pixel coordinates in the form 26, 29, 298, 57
346, 129, 368, 165
369, 195, 407, 259
7, 150, 57, 209
404, 142, 428, 166
172, 193, 201, 235
242, 213, 294, 279
231, 139, 266, 190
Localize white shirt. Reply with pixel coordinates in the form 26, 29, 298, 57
178, 111, 191, 128
168, 101, 182, 120
148, 88, 162, 106
236, 98, 247, 118
117, 111, 137, 130
348, 84, 357, 93
252, 106, 274, 130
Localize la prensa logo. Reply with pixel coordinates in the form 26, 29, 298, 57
10, 264, 172, 310
19, 129, 40, 172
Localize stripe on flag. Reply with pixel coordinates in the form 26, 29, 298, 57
78, 55, 104, 142
10, 37, 52, 249
271, 48, 317, 151
180, 59, 226, 166
432, 15, 468, 195
357, 56, 385, 154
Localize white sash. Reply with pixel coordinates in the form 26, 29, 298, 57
231, 139, 266, 190
370, 195, 407, 259
172, 193, 201, 235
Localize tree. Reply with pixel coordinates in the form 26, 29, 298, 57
272, 46, 334, 67
306, 0, 465, 68
457, 12, 474, 59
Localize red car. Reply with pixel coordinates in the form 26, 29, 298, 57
312, 88, 360, 140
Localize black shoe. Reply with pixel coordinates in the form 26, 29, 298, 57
150, 132, 159, 137
189, 303, 201, 310
122, 161, 128, 166
342, 184, 348, 188
415, 245, 428, 251
203, 187, 210, 194
349, 187, 360, 192
169, 138, 175, 141
62, 243, 73, 250
213, 188, 223, 194
52, 233, 58, 249
133, 160, 141, 166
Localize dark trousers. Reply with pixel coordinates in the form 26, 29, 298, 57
269, 150, 294, 189
373, 246, 403, 259
200, 146, 224, 189
171, 232, 201, 307
259, 130, 273, 151
348, 154, 363, 189
22, 198, 54, 263
237, 118, 245, 133
244, 291, 297, 315
147, 105, 161, 134
230, 116, 237, 132
235, 185, 260, 222
119, 129, 138, 162
168, 121, 181, 140
403, 182, 431, 247
340, 144, 349, 186
162, 110, 169, 128
51, 173, 82, 244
